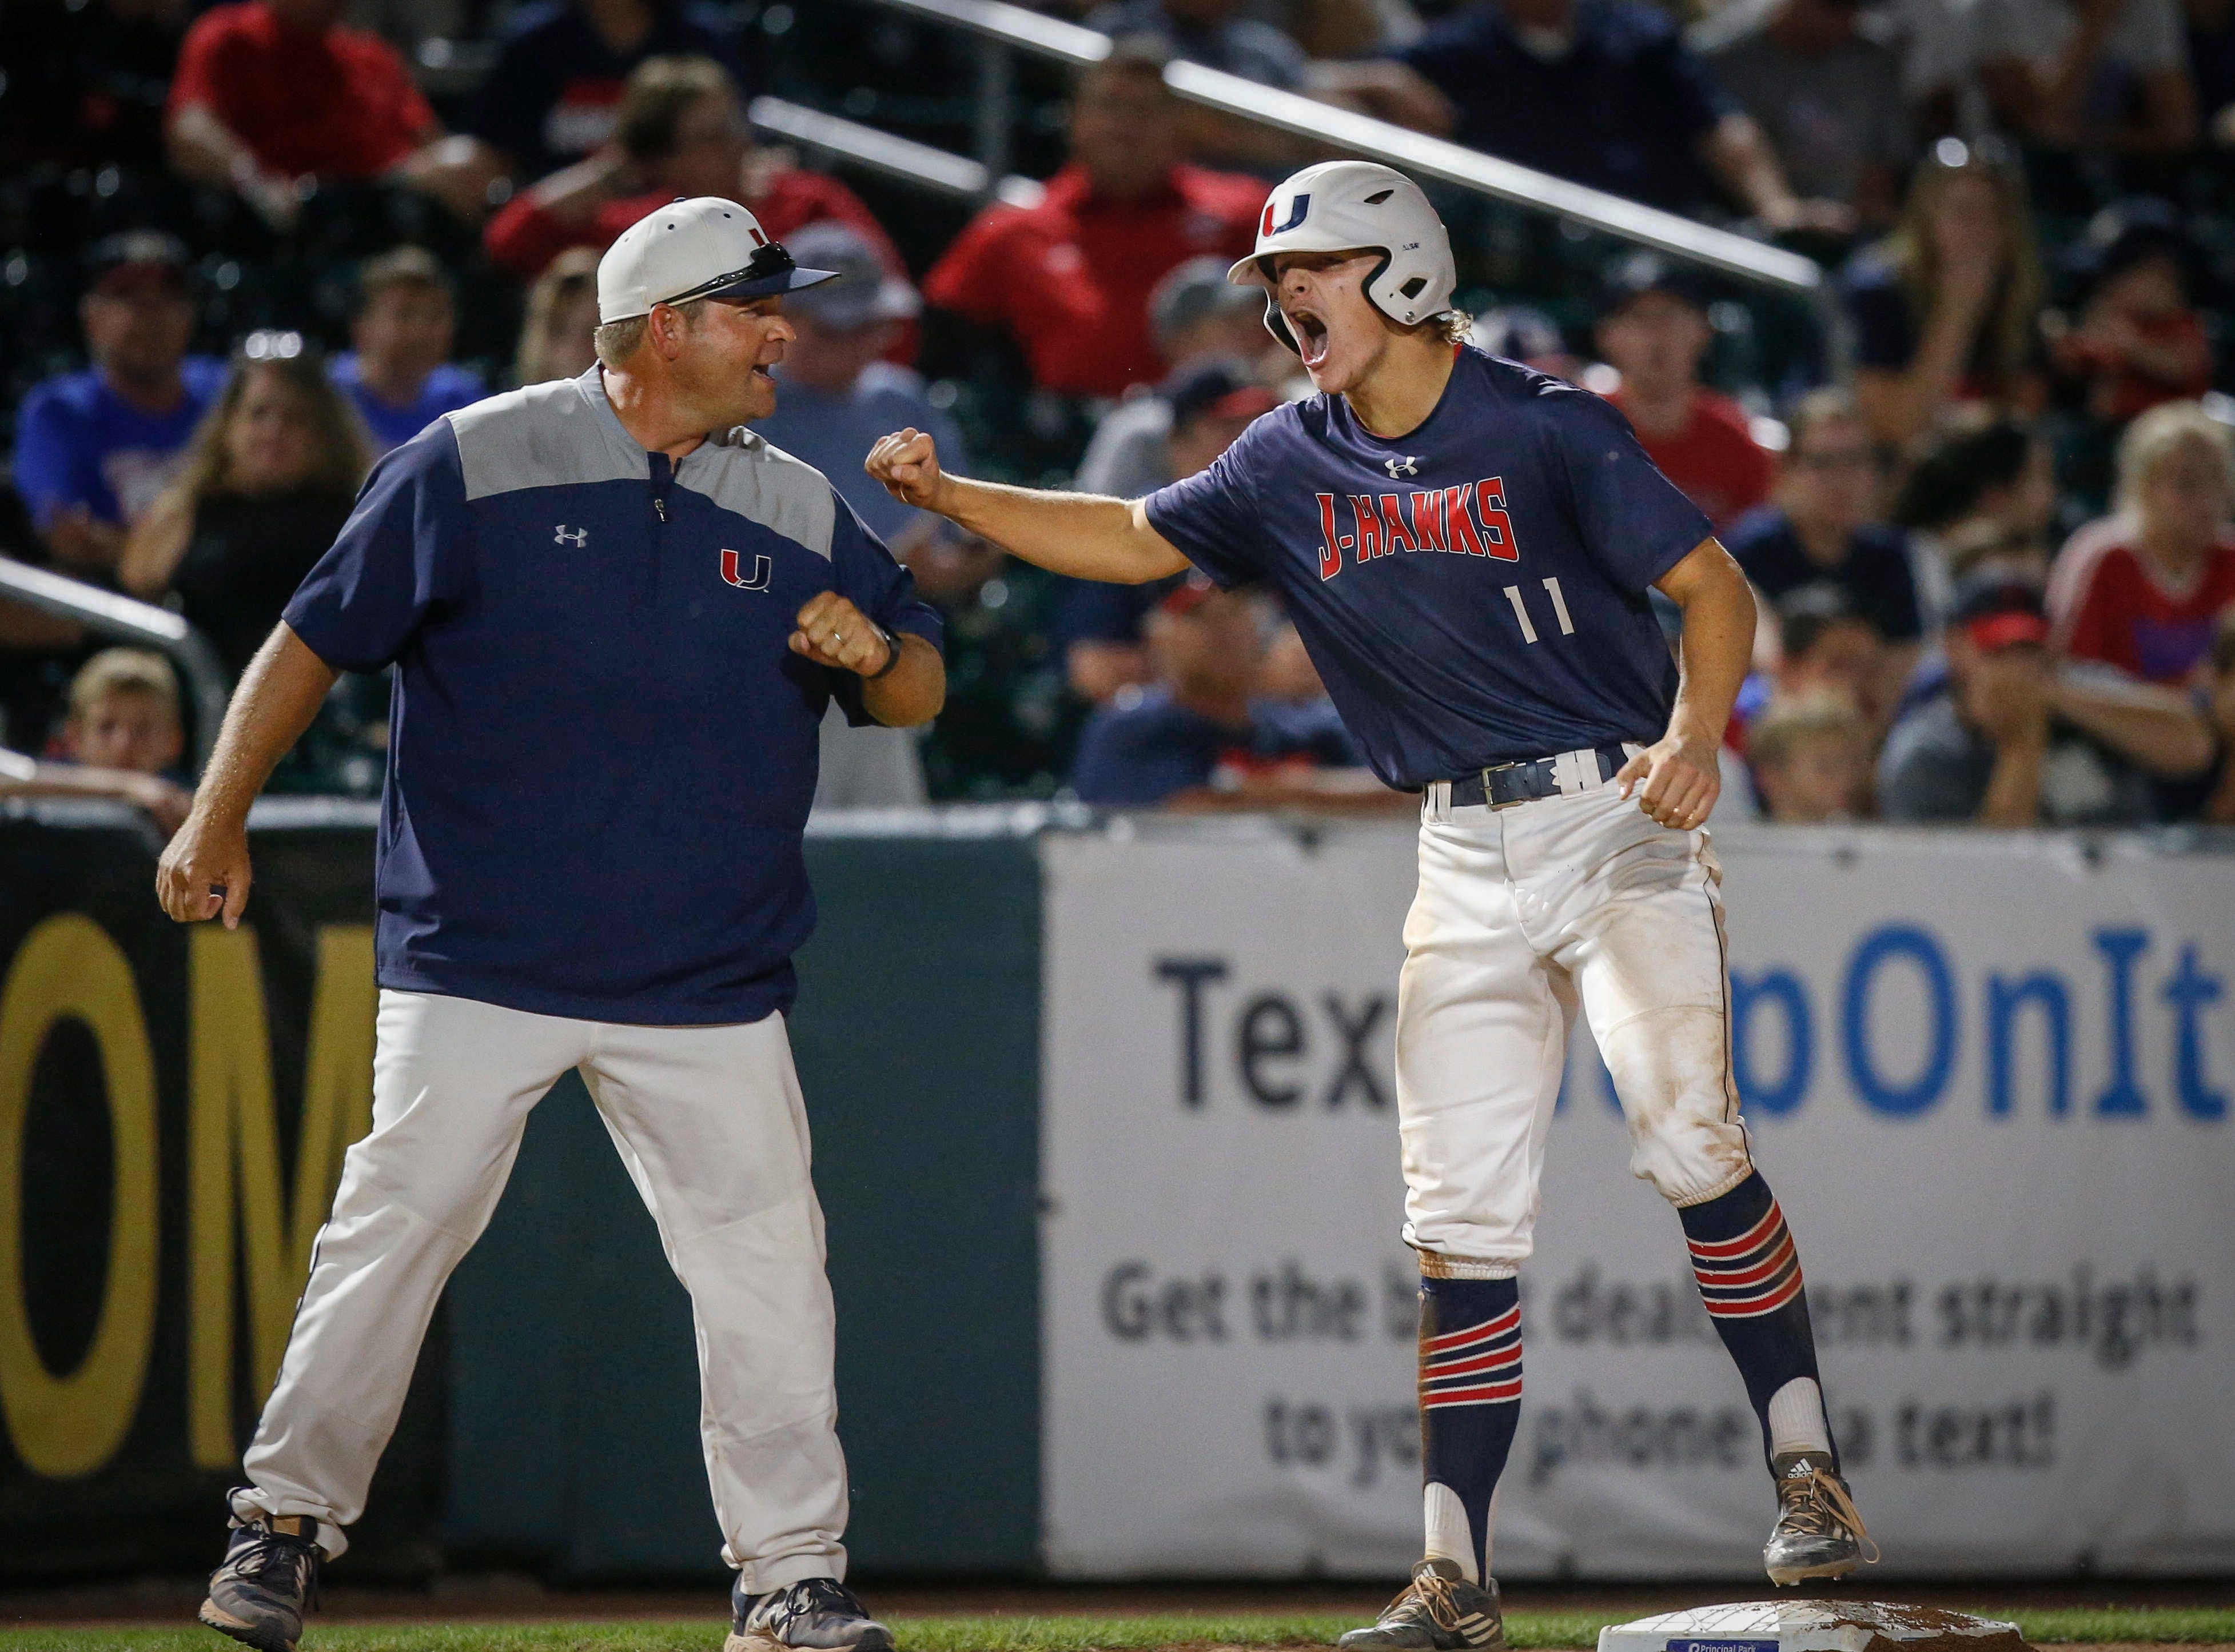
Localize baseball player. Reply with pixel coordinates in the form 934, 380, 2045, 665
156, 197, 943, 1652
868, 161, 1870, 1650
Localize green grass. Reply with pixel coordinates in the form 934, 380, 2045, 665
1, 1607, 2227, 1652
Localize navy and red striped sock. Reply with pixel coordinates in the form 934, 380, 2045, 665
1418, 1274, 1521, 1584
1679, 1170, 1832, 1466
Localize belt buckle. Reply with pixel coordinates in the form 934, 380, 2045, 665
1481, 761, 1529, 811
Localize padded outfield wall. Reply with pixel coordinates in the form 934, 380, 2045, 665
0, 803, 2229, 1581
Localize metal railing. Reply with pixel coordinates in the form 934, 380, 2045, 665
748, 97, 1045, 209
856, 0, 1823, 298
0, 557, 231, 771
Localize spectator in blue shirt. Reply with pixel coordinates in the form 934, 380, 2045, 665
10, 232, 225, 577
463, 0, 748, 183
1726, 388, 1922, 716
329, 247, 486, 455
751, 222, 961, 551
1058, 357, 1278, 705
1071, 573, 1401, 811
1375, 0, 1839, 226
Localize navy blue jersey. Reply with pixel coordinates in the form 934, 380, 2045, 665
282, 368, 941, 1026
1144, 348, 1711, 788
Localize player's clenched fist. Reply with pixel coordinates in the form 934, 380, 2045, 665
865, 428, 947, 511
790, 590, 895, 676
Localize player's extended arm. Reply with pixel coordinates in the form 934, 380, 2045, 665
155, 623, 339, 927
866, 428, 1191, 586
1616, 536, 1757, 831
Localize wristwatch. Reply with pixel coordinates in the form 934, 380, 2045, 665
864, 621, 906, 680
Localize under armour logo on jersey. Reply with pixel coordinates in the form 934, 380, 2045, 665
1385, 454, 1420, 478
720, 548, 772, 591
1262, 193, 1311, 237
553, 525, 588, 547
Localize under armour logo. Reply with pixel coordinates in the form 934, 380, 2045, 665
1385, 455, 1420, 478
553, 525, 588, 547
720, 548, 772, 591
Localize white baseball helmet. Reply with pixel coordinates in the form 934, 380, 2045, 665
1228, 161, 1457, 353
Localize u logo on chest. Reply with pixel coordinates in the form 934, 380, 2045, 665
720, 548, 773, 591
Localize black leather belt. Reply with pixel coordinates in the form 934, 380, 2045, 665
1447, 744, 1630, 809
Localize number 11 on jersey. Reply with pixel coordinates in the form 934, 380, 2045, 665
1503, 577, 1576, 644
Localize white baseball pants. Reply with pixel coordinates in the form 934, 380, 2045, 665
231, 989, 847, 1590
1397, 763, 1753, 1271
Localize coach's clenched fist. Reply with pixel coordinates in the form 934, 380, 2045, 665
157, 808, 253, 928
790, 590, 894, 676
866, 428, 949, 512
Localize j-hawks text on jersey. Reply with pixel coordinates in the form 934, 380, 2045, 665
1314, 478, 1519, 580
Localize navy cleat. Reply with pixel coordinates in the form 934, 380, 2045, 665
198, 1513, 322, 1652
1337, 1558, 1507, 1650
1763, 1450, 1878, 1585
728, 1574, 896, 1652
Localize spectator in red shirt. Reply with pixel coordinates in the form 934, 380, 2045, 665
2049, 210, 2214, 429
1593, 253, 1773, 532
165, 0, 505, 229
2051, 400, 2235, 688
483, 55, 901, 289
921, 41, 1264, 398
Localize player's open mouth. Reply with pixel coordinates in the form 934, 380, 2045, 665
1289, 308, 1329, 366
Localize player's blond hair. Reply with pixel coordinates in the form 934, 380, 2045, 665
68, 648, 180, 722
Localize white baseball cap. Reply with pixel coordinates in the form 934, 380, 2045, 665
596, 196, 840, 324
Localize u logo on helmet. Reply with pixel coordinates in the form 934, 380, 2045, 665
1263, 194, 1311, 237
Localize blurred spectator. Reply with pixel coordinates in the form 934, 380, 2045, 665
512, 248, 604, 385
2050, 401, 2235, 686
1087, 0, 1310, 87
1073, 260, 1281, 505
1694, 0, 1909, 229
2200, 608, 2235, 820
1975, 0, 2198, 153
1061, 360, 1280, 703
1843, 138, 2046, 449
754, 224, 962, 549
10, 233, 226, 577
1070, 575, 1391, 809
1594, 254, 1774, 532
1878, 572, 2212, 823
1882, 0, 1994, 138
329, 246, 486, 454
2047, 208, 2214, 427
2194, 0, 2235, 145
1728, 389, 1924, 656
1775, 585, 1888, 714
0, 0, 182, 171
1750, 689, 1873, 821
119, 337, 370, 680
463, 0, 747, 183
1377, 0, 1844, 230
1472, 306, 1584, 381
165, 0, 505, 230
0, 648, 192, 834
922, 43, 1263, 398
483, 56, 899, 288
1894, 416, 2058, 620
1726, 585, 1885, 768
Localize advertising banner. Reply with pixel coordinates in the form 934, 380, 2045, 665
1040, 823, 2235, 1578
0, 801, 444, 1579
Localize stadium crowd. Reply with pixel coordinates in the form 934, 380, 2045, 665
3, 0, 2234, 827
